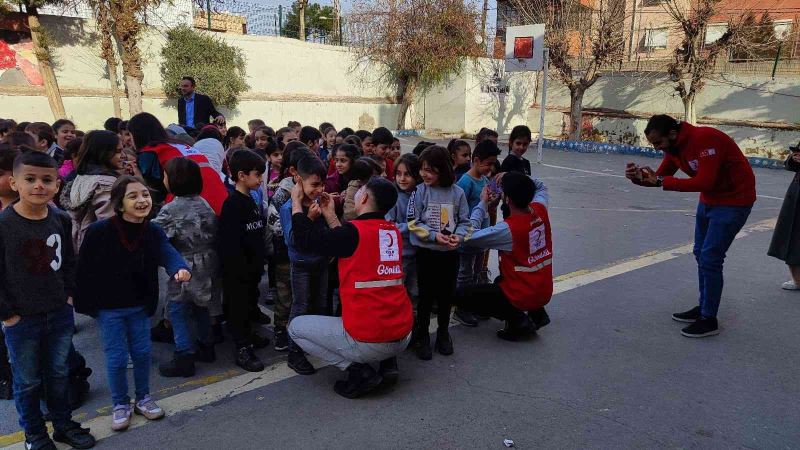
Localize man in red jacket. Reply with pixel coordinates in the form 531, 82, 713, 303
287, 177, 413, 399
626, 115, 756, 338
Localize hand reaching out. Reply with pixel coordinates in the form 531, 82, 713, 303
174, 269, 191, 282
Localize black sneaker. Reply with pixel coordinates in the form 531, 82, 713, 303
435, 329, 454, 356
52, 421, 95, 449
150, 320, 173, 343
672, 305, 701, 323
453, 308, 478, 327
333, 363, 383, 399
251, 308, 272, 325
378, 357, 399, 387
681, 317, 720, 338
195, 342, 216, 363
158, 353, 196, 378
24, 433, 56, 450
235, 346, 265, 372
414, 331, 432, 361
273, 327, 289, 352
528, 308, 551, 330
497, 315, 535, 342
0, 378, 12, 400
249, 333, 270, 349
287, 351, 316, 375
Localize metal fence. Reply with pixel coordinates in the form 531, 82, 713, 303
192, 0, 342, 44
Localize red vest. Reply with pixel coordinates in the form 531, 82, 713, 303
338, 219, 413, 343
140, 142, 228, 215
498, 202, 553, 310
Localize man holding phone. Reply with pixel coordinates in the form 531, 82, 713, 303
626, 115, 756, 338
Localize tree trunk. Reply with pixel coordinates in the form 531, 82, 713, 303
567, 85, 586, 141
299, 0, 307, 41
124, 74, 143, 115
110, 0, 144, 115
683, 93, 697, 125
97, 1, 122, 118
27, 7, 66, 120
480, 0, 488, 49
397, 77, 416, 131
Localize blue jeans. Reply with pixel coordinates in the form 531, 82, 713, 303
288, 259, 329, 352
96, 306, 151, 406
168, 301, 213, 355
3, 304, 74, 436
693, 203, 752, 318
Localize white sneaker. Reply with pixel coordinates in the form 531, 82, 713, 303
781, 280, 800, 290
111, 404, 132, 431
134, 395, 165, 420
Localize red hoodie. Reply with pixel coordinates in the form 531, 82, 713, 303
656, 123, 756, 207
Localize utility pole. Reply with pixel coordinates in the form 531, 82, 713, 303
206, 0, 212, 30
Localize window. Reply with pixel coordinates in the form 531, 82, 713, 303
774, 21, 792, 40
705, 24, 728, 44
644, 28, 668, 50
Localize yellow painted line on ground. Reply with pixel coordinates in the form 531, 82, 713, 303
0, 218, 777, 449
553, 218, 776, 295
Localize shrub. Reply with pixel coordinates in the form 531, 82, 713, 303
160, 25, 249, 109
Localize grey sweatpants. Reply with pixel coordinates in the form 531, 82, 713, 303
288, 316, 411, 370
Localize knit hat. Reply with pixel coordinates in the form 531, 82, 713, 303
166, 124, 187, 136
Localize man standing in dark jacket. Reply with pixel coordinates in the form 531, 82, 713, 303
177, 77, 224, 130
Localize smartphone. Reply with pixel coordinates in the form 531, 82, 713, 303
488, 179, 502, 195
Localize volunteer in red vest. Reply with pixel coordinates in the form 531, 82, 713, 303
455, 172, 552, 341
626, 114, 756, 338
127, 112, 228, 215
287, 176, 413, 399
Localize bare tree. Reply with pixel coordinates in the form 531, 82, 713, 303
664, 0, 779, 124
510, 0, 626, 140
349, 0, 482, 130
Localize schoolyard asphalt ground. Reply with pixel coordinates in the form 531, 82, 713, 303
1, 137, 799, 449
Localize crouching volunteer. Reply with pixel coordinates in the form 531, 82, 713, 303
287, 176, 413, 399
455, 172, 552, 341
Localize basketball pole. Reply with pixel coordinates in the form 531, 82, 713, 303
537, 47, 549, 164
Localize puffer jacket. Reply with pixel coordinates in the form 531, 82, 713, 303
60, 167, 118, 252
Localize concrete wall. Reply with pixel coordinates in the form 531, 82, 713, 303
526, 72, 800, 155
0, 15, 402, 130
422, 59, 536, 136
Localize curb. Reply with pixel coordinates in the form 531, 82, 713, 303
541, 139, 785, 170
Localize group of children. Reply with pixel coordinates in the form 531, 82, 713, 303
0, 114, 548, 449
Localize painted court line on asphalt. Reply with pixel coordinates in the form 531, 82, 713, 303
553, 217, 776, 294
0, 218, 778, 449
540, 162, 783, 202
